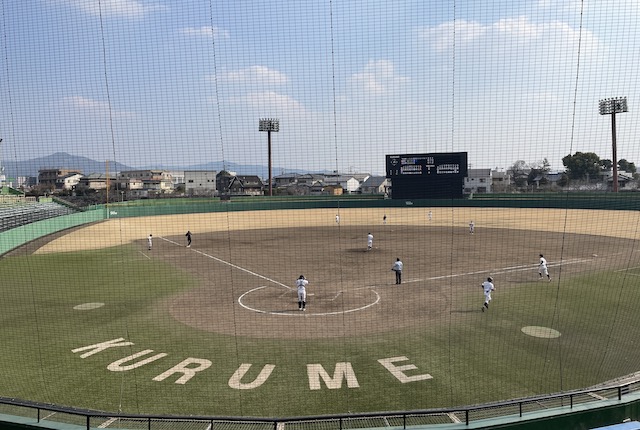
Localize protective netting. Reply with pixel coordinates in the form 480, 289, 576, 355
1, 0, 640, 420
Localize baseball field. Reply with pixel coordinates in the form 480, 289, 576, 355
2, 206, 640, 417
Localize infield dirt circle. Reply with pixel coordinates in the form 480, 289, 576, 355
34, 207, 640, 339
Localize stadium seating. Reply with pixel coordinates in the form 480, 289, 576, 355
0, 201, 77, 233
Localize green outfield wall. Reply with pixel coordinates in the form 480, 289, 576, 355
104, 192, 640, 219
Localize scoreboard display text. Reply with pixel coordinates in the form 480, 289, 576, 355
386, 152, 468, 199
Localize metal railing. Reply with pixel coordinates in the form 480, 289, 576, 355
0, 380, 639, 430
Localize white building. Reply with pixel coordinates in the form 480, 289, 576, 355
184, 170, 217, 196
60, 173, 83, 191
119, 170, 174, 193
465, 169, 493, 194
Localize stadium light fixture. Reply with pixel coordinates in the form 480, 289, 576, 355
259, 118, 280, 196
599, 97, 628, 192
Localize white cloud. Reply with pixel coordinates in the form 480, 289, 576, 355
348, 60, 409, 96
180, 26, 230, 39
419, 16, 601, 58
216, 66, 289, 86
236, 91, 304, 113
54, 0, 164, 19
494, 16, 541, 40
59, 96, 136, 118
420, 20, 487, 53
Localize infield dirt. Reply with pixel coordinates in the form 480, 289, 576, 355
30, 207, 640, 340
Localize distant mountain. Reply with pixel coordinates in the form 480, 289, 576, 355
1, 152, 306, 179
1, 152, 133, 178
181, 161, 309, 179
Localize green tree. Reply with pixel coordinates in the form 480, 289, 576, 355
562, 152, 601, 181
527, 158, 552, 187
510, 160, 529, 189
618, 159, 637, 173
599, 159, 612, 171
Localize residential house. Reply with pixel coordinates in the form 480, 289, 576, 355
351, 173, 371, 184
360, 176, 389, 194
324, 175, 360, 193
309, 182, 343, 195
297, 173, 325, 187
77, 173, 115, 191
491, 170, 511, 193
167, 170, 185, 187
529, 171, 565, 190
227, 175, 264, 196
38, 168, 82, 190
58, 173, 83, 191
603, 170, 635, 190
464, 169, 492, 194
274, 173, 300, 189
119, 170, 174, 194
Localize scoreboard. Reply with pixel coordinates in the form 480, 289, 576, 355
385, 152, 468, 199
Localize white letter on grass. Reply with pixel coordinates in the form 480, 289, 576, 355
72, 338, 134, 358
228, 364, 275, 390
107, 350, 168, 371
378, 356, 432, 383
153, 358, 212, 384
307, 363, 359, 390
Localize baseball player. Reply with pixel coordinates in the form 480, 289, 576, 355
185, 230, 192, 248
481, 276, 495, 312
469, 220, 475, 234
539, 254, 551, 281
367, 232, 374, 251
392, 258, 403, 285
296, 275, 309, 311
147, 234, 153, 250
335, 214, 340, 224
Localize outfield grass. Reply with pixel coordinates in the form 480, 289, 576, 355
2, 243, 640, 417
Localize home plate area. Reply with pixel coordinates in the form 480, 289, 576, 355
238, 285, 380, 316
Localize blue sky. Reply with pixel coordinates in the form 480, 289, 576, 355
1, 0, 639, 175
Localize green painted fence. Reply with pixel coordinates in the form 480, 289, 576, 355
0, 209, 105, 255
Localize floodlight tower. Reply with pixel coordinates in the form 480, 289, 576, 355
259, 118, 279, 196
599, 97, 628, 192
0, 138, 5, 188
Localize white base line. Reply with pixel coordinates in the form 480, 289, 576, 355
161, 235, 592, 290
616, 266, 640, 273
98, 417, 119, 428
391, 258, 590, 285
447, 412, 462, 424
161, 236, 292, 290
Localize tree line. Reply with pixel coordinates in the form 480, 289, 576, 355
509, 153, 637, 190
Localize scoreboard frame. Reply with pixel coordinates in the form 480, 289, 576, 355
385, 152, 468, 199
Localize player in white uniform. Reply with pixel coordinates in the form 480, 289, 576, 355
335, 214, 340, 224
392, 258, 403, 284
539, 254, 551, 281
469, 220, 475, 234
367, 233, 373, 251
147, 234, 153, 250
296, 275, 309, 311
481, 277, 495, 312
428, 211, 432, 221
